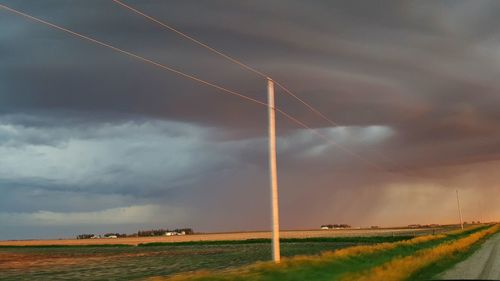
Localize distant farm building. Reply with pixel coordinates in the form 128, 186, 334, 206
320, 224, 351, 230
408, 224, 422, 228
165, 231, 186, 236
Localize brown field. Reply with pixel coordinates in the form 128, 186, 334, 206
0, 249, 225, 270
0, 227, 448, 246
0, 226, 461, 280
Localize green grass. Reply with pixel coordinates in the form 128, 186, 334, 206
0, 240, 364, 281
0, 227, 487, 281
138, 236, 414, 247
0, 236, 414, 249
159, 226, 490, 281
408, 229, 496, 280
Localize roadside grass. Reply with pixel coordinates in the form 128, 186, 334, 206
409, 239, 484, 280
340, 224, 499, 281
409, 225, 499, 280
150, 225, 488, 281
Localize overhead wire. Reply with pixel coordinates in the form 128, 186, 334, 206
0, 4, 267, 108
111, 0, 343, 127
0, 3, 396, 174
274, 107, 385, 171
111, 0, 269, 79
110, 0, 409, 172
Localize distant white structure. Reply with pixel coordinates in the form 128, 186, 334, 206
321, 224, 352, 230
165, 231, 186, 236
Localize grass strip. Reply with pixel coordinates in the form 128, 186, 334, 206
149, 225, 487, 281
410, 235, 488, 280
340, 224, 499, 281
0, 236, 413, 249
138, 236, 414, 247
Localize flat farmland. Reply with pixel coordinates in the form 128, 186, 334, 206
0, 240, 361, 280
0, 227, 457, 281
0, 227, 449, 247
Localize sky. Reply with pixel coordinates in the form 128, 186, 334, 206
1, 0, 500, 240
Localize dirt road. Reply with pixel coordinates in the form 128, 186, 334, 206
439, 232, 500, 280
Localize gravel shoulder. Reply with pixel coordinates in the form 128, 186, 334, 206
439, 232, 500, 280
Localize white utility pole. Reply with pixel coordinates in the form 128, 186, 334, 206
267, 78, 280, 263
456, 190, 464, 230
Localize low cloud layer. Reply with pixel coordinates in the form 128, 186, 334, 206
0, 204, 185, 226
1, 0, 500, 239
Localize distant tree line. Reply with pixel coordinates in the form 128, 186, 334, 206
138, 229, 168, 237
137, 228, 193, 237
77, 234, 95, 239
77, 228, 194, 239
321, 224, 351, 229
76, 233, 127, 239
104, 233, 127, 238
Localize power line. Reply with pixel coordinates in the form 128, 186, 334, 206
274, 107, 386, 172
110, 0, 340, 124
273, 81, 340, 126
0, 4, 267, 108
111, 0, 269, 78
0, 3, 393, 173
110, 0, 408, 171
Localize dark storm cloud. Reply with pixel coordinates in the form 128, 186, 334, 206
1, 0, 500, 239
